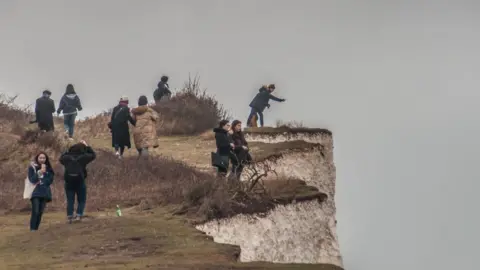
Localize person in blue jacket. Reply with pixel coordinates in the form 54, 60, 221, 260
57, 83, 83, 139
28, 151, 55, 231
246, 84, 285, 127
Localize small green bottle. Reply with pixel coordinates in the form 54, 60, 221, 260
116, 205, 122, 217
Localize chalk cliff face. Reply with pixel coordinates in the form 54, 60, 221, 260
196, 128, 343, 268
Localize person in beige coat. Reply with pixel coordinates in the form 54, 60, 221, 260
131, 95, 159, 156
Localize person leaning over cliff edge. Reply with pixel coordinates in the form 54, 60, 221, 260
153, 75, 172, 104
32, 89, 56, 132
57, 84, 83, 140
108, 96, 136, 159
131, 95, 159, 156
246, 84, 285, 127
213, 120, 235, 177
59, 140, 96, 224
230, 120, 252, 180
27, 151, 55, 231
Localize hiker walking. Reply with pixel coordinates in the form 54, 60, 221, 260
33, 89, 56, 132
213, 120, 235, 177
230, 120, 252, 180
59, 140, 96, 223
109, 96, 136, 158
247, 84, 285, 127
57, 84, 83, 139
131, 95, 159, 156
153, 75, 172, 104
27, 152, 55, 231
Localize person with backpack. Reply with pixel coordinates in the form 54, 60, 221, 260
108, 96, 136, 158
57, 83, 83, 139
32, 89, 56, 132
131, 95, 159, 156
59, 140, 96, 223
27, 151, 55, 231
153, 75, 172, 104
213, 120, 235, 177
247, 84, 286, 127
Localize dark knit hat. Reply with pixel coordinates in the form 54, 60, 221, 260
138, 95, 148, 106
42, 89, 52, 95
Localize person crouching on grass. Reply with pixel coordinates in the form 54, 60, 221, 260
59, 140, 96, 223
28, 152, 55, 231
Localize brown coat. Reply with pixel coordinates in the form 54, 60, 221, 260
131, 106, 159, 149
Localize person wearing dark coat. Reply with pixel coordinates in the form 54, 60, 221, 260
59, 141, 96, 223
230, 120, 252, 180
28, 151, 55, 231
33, 90, 56, 132
213, 120, 234, 176
57, 84, 83, 139
153, 75, 172, 104
247, 84, 286, 127
109, 96, 136, 158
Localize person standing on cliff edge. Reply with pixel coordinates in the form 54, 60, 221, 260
153, 75, 172, 104
246, 84, 286, 127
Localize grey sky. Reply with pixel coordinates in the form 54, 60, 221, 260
1, 1, 478, 269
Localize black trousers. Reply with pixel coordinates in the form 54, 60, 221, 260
30, 197, 46, 231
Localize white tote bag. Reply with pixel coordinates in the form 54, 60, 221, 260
23, 164, 37, 199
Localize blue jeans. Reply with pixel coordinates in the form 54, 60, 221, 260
65, 181, 87, 217
30, 197, 46, 231
63, 114, 76, 138
247, 108, 264, 127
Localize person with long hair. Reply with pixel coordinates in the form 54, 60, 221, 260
213, 119, 234, 177
28, 151, 55, 231
230, 120, 252, 180
57, 83, 83, 139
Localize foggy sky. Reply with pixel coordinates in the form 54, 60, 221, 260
1, 1, 479, 270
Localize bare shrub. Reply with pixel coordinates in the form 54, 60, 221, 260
0, 94, 33, 135
152, 75, 229, 135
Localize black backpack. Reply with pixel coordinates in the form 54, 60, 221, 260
65, 157, 85, 183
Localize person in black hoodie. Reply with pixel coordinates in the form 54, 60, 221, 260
230, 120, 252, 180
153, 75, 172, 104
57, 84, 83, 139
108, 96, 136, 158
213, 120, 234, 176
59, 140, 96, 223
33, 89, 56, 132
247, 84, 285, 127
27, 151, 55, 231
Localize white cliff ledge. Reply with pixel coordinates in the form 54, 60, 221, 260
196, 127, 343, 268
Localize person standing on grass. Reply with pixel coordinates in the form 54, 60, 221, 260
33, 89, 56, 132
108, 96, 136, 159
28, 152, 55, 231
59, 140, 96, 223
131, 95, 159, 156
246, 84, 286, 127
213, 119, 235, 177
230, 120, 252, 180
57, 83, 83, 140
153, 75, 172, 104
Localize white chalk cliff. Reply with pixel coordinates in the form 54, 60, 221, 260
196, 128, 343, 268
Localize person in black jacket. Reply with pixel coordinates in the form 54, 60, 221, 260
59, 140, 96, 223
33, 90, 56, 132
230, 120, 252, 180
108, 96, 136, 158
153, 75, 172, 104
57, 84, 83, 139
247, 84, 285, 127
213, 120, 234, 176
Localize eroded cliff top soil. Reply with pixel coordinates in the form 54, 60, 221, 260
244, 126, 332, 136
249, 140, 323, 162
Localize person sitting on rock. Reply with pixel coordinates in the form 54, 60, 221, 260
153, 75, 172, 104
230, 120, 252, 180
33, 89, 56, 132
59, 140, 96, 223
108, 96, 136, 158
247, 84, 285, 127
131, 95, 159, 156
